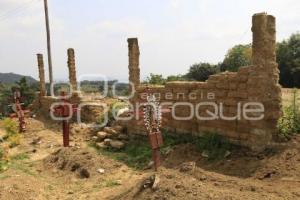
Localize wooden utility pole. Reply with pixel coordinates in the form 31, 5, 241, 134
43, 0, 53, 85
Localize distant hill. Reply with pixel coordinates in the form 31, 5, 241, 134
0, 73, 37, 84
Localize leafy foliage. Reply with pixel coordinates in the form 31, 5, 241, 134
278, 89, 300, 136
16, 77, 36, 107
94, 131, 231, 169
277, 33, 300, 88
2, 118, 22, 148
186, 62, 219, 81
3, 118, 18, 137
220, 44, 252, 72
145, 73, 166, 85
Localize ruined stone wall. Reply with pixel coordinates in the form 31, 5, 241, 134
127, 13, 282, 151
37, 54, 46, 96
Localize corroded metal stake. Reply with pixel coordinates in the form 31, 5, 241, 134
9, 88, 27, 132
142, 87, 171, 171
52, 92, 77, 147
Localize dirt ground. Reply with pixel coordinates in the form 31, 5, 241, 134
1, 118, 300, 200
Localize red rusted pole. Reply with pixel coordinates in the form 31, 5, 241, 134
62, 119, 69, 147
61, 91, 70, 147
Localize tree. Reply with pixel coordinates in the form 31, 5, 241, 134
221, 44, 252, 72
166, 75, 186, 82
186, 63, 219, 81
16, 77, 36, 107
145, 73, 166, 85
277, 33, 300, 88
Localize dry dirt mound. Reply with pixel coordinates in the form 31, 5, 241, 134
254, 147, 300, 180
43, 147, 119, 179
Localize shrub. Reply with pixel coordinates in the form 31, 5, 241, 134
278, 89, 300, 136
3, 118, 18, 137
2, 118, 22, 147
7, 134, 22, 148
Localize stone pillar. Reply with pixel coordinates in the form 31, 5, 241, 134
252, 12, 276, 66
128, 38, 140, 93
37, 54, 46, 96
250, 13, 282, 149
67, 48, 78, 91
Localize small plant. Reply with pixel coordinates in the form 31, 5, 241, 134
195, 132, 231, 160
95, 136, 152, 169
3, 118, 18, 137
11, 153, 29, 160
2, 118, 22, 147
278, 89, 300, 136
0, 145, 9, 172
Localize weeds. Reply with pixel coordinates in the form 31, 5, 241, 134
278, 89, 300, 136
93, 131, 231, 169
2, 118, 22, 147
11, 153, 29, 161
3, 118, 18, 137
93, 137, 152, 169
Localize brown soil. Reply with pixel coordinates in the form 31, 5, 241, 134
1, 118, 300, 200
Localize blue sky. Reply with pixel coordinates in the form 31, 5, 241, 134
0, 0, 299, 82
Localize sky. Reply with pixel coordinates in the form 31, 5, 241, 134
0, 0, 299, 82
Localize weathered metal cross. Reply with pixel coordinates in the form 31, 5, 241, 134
51, 91, 77, 147
134, 87, 172, 171
9, 88, 29, 132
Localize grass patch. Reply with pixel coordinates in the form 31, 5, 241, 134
278, 89, 300, 137
92, 137, 152, 169
0, 174, 10, 180
92, 131, 232, 169
0, 161, 9, 172
104, 179, 121, 187
10, 162, 37, 176
11, 153, 29, 161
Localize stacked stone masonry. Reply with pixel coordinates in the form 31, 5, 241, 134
127, 13, 282, 151
37, 54, 46, 97
67, 48, 78, 91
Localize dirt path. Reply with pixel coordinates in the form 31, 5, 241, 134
1, 118, 300, 200
0, 119, 147, 200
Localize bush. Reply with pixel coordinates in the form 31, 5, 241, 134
3, 118, 18, 137
7, 134, 22, 148
278, 89, 300, 136
0, 145, 9, 172
2, 118, 22, 147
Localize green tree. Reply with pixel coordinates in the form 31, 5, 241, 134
221, 44, 252, 72
277, 33, 300, 88
186, 63, 219, 81
166, 75, 186, 82
16, 77, 35, 107
145, 73, 166, 85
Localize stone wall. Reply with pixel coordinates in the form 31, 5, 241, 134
127, 13, 282, 151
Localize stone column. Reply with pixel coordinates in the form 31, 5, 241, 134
128, 38, 140, 93
252, 13, 276, 66
37, 54, 46, 96
67, 48, 78, 91
250, 13, 282, 149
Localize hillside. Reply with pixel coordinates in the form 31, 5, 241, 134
0, 72, 37, 84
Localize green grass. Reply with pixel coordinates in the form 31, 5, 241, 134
104, 179, 121, 187
11, 153, 30, 161
92, 131, 232, 169
92, 137, 152, 169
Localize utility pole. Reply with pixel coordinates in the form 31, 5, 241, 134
43, 0, 53, 85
